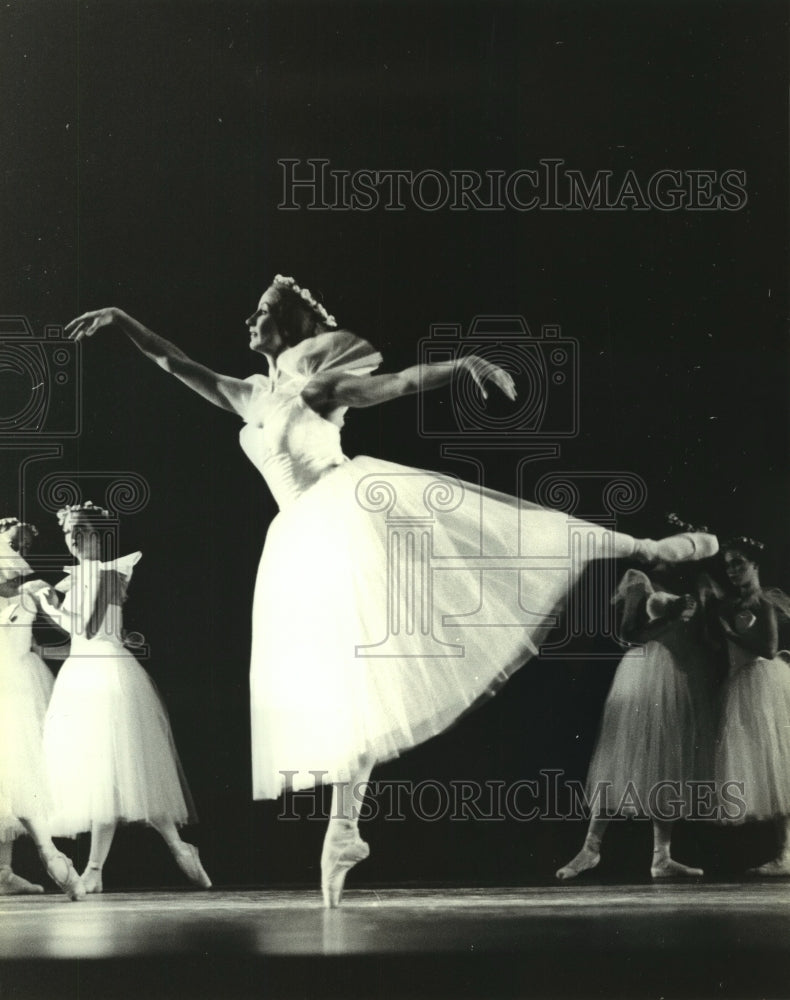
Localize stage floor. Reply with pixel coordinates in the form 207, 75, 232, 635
1, 882, 789, 999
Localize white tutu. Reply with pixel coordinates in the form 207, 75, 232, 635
585, 570, 718, 815
0, 589, 55, 840
239, 331, 630, 799
715, 651, 790, 821
43, 554, 195, 835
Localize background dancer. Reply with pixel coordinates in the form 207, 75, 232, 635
709, 537, 790, 876
41, 503, 211, 893
557, 558, 717, 881
0, 518, 85, 901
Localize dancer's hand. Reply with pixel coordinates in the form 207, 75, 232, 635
65, 308, 126, 342
678, 595, 698, 621
462, 355, 517, 402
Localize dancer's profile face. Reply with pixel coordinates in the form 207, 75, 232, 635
0, 523, 32, 555
246, 288, 285, 356
724, 548, 759, 589
63, 518, 101, 561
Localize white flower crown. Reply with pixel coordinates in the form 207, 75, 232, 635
272, 274, 337, 329
56, 501, 111, 528
0, 517, 38, 537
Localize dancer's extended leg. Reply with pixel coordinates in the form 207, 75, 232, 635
748, 817, 790, 876
20, 818, 85, 901
0, 837, 44, 895
650, 819, 703, 878
321, 757, 374, 908
79, 821, 117, 893
586, 528, 719, 565
556, 817, 608, 880
150, 818, 212, 889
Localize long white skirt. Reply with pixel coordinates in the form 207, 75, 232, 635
250, 455, 622, 799
586, 623, 717, 816
715, 655, 790, 821
44, 638, 196, 835
0, 648, 55, 841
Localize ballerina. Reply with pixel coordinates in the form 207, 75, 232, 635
556, 562, 718, 881
709, 537, 790, 875
40, 502, 211, 893
0, 518, 85, 900
66, 277, 718, 906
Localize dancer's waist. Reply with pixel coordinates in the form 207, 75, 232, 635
262, 453, 347, 510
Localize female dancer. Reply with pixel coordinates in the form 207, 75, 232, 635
709, 537, 790, 875
0, 517, 85, 900
66, 276, 717, 905
556, 562, 717, 880
40, 502, 211, 893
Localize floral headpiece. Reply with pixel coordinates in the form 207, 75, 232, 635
723, 535, 765, 553
56, 500, 111, 528
666, 512, 711, 534
271, 274, 337, 329
0, 517, 38, 537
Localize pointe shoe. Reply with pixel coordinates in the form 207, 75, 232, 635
0, 866, 44, 895
747, 857, 790, 877
81, 864, 103, 894
173, 843, 212, 889
555, 846, 600, 881
634, 532, 719, 565
321, 827, 370, 908
650, 856, 704, 879
42, 851, 86, 901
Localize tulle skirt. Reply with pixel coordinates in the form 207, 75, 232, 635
251, 455, 622, 799
44, 638, 196, 835
585, 629, 717, 817
715, 656, 790, 822
0, 649, 55, 841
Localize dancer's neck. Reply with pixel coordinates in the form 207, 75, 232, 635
736, 581, 761, 603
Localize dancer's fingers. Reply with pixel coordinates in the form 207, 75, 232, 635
64, 312, 98, 337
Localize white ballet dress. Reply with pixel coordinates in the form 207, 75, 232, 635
585, 570, 717, 816
239, 330, 626, 799
43, 553, 196, 835
0, 578, 55, 841
715, 605, 790, 822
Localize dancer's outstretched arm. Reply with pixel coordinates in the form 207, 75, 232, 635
303, 356, 516, 411
66, 309, 253, 415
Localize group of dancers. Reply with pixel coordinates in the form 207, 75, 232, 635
557, 539, 790, 882
0, 511, 212, 902
2, 275, 788, 907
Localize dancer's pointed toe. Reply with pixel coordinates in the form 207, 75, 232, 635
650, 857, 704, 879
174, 843, 212, 889
747, 857, 790, 877
81, 863, 104, 894
635, 532, 719, 565
42, 851, 86, 901
321, 826, 370, 908
0, 867, 44, 895
555, 846, 600, 881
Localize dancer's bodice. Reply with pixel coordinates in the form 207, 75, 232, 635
0, 590, 37, 658
238, 331, 382, 510
57, 554, 140, 653
239, 379, 347, 509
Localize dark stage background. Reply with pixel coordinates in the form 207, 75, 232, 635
1, 0, 788, 888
